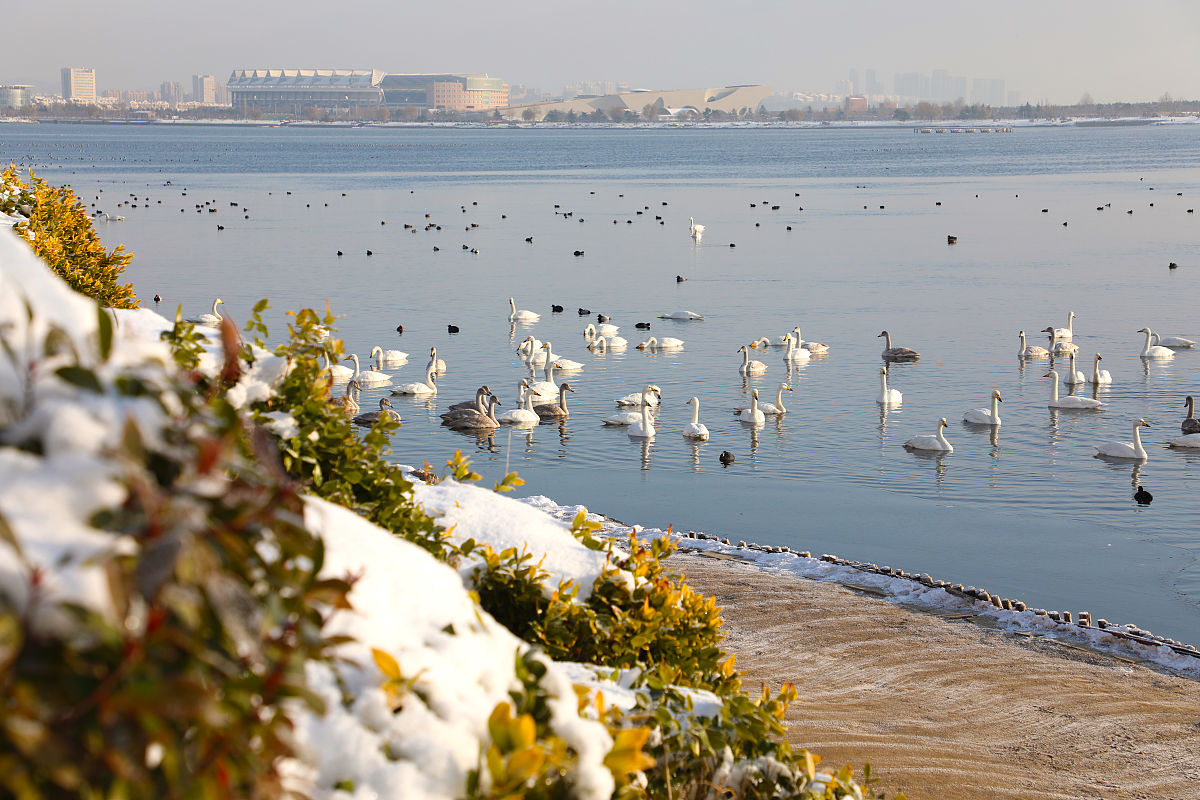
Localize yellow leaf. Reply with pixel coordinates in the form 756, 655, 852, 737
508, 747, 546, 781
371, 648, 402, 680
604, 728, 657, 776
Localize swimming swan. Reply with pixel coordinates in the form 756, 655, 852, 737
527, 362, 560, 399
446, 396, 502, 431
1063, 352, 1085, 385
497, 382, 540, 425
689, 217, 705, 239
616, 384, 662, 407
509, 297, 540, 322
346, 353, 392, 386
1152, 332, 1196, 348
682, 397, 710, 439
1182, 396, 1200, 434
330, 379, 362, 414
736, 383, 792, 415
1087, 354, 1113, 385
783, 334, 811, 362
606, 386, 661, 425
658, 310, 704, 320
1169, 433, 1200, 448
189, 298, 224, 326
738, 390, 765, 425
738, 345, 768, 375
794, 327, 829, 353
371, 345, 409, 368
534, 382, 574, 418
878, 330, 919, 361
427, 346, 447, 374
963, 390, 1002, 426
1094, 419, 1150, 460
876, 368, 902, 406
1050, 311, 1075, 340
584, 322, 620, 338
637, 336, 684, 350
391, 365, 438, 396
1043, 371, 1101, 408
627, 391, 657, 438
353, 398, 401, 426
1138, 328, 1175, 359
1018, 330, 1049, 358
904, 418, 953, 452
323, 352, 354, 381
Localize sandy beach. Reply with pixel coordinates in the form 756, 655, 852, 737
677, 552, 1200, 800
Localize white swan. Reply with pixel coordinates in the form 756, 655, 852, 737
637, 336, 684, 350
330, 379, 362, 414
347, 353, 392, 386
527, 362, 559, 399
615, 384, 661, 408
736, 383, 792, 415
1050, 311, 1075, 340
1169, 433, 1200, 448
1043, 371, 1102, 408
682, 397, 710, 440
794, 327, 829, 354
391, 365, 438, 396
627, 390, 657, 438
963, 390, 1002, 426
534, 382, 574, 418
738, 390, 765, 424
1094, 419, 1150, 460
689, 217, 705, 239
1087, 353, 1113, 385
497, 382, 540, 425
1041, 328, 1078, 355
587, 337, 608, 354
904, 418, 953, 452
1152, 332, 1197, 348
737, 344, 768, 375
878, 330, 919, 361
515, 336, 544, 357
584, 322, 620, 338
606, 335, 628, 349
1138, 328, 1175, 359
353, 398, 401, 426
657, 310, 704, 320
553, 356, 585, 371
427, 346, 447, 374
509, 297, 540, 322
783, 334, 812, 362
1018, 330, 1049, 358
1063, 352, 1085, 385
876, 368, 902, 406
189, 298, 224, 326
520, 339, 561, 366
371, 345, 408, 368
323, 352, 354, 381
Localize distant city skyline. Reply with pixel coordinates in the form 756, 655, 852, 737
6, 1, 1200, 105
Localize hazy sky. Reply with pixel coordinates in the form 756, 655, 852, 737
7, 0, 1200, 104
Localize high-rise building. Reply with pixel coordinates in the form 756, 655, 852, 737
160, 81, 184, 105
61, 67, 97, 102
192, 74, 217, 104
971, 78, 1006, 107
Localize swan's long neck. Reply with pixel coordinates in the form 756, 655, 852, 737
543, 362, 556, 382
524, 387, 535, 412
750, 393, 759, 415
690, 400, 700, 425
741, 347, 750, 365
1132, 423, 1146, 458
476, 389, 489, 413
1069, 353, 1076, 375
1019, 331, 1026, 353
212, 299, 222, 318
558, 384, 569, 411
936, 424, 949, 447
1142, 329, 1154, 356
1066, 312, 1074, 334
784, 335, 795, 357
1092, 355, 1101, 382
1049, 375, 1059, 403
793, 327, 803, 345
641, 397, 651, 427
883, 332, 893, 350
990, 395, 1000, 421
349, 353, 361, 378
487, 396, 499, 423
425, 367, 436, 389
1188, 397, 1196, 419
509, 298, 517, 317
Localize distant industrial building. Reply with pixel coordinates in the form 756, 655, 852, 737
502, 85, 771, 120
226, 69, 508, 114
0, 85, 33, 109
61, 67, 97, 102
192, 74, 217, 105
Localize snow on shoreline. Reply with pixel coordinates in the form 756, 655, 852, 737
517, 494, 1200, 679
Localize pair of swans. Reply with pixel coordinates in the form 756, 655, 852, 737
783, 334, 811, 362
757, 327, 829, 354
737, 345, 768, 375
344, 353, 391, 386
606, 386, 661, 426
353, 398, 401, 427
637, 336, 684, 351
735, 383, 792, 416
1043, 371, 1102, 408
1139, 328, 1176, 359
509, 297, 540, 322
878, 330, 919, 361
444, 395, 502, 431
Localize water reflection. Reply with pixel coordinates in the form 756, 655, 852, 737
907, 447, 951, 484
687, 441, 702, 470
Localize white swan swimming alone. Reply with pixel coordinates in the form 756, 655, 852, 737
1169, 433, 1200, 448
508, 297, 540, 322
1050, 311, 1075, 340
353, 398, 401, 427
1043, 370, 1102, 408
189, 297, 224, 327
783, 334, 811, 362
658, 310, 704, 320
391, 365, 438, 396
736, 383, 792, 415
1094, 419, 1150, 460
738, 390, 766, 425
1087, 353, 1113, 385
737, 345, 768, 375
1063, 352, 1085, 385
876, 368, 902, 406
904, 418, 953, 452
637, 336, 684, 350
963, 390, 1002, 426
1018, 330, 1049, 359
877, 330, 919, 361
682, 397, 710, 440
371, 345, 408, 368
627, 392, 657, 438
689, 217, 705, 239
346, 353, 392, 387
1152, 331, 1197, 348
1138, 328, 1175, 359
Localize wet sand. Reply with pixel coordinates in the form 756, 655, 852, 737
677, 553, 1200, 800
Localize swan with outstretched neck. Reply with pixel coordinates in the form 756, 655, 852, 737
878, 330, 919, 361
783, 334, 811, 362
682, 397, 710, 439
738, 345, 768, 375
739, 390, 765, 424
189, 298, 224, 326
1063, 352, 1085, 385
353, 398, 401, 426
1050, 311, 1075, 340
1094, 419, 1150, 460
1088, 354, 1112, 385
605, 386, 661, 425
1018, 330, 1049, 358
346, 353, 392, 386
963, 390, 1002, 426
904, 418, 953, 452
1138, 328, 1175, 359
1043, 371, 1101, 408
497, 381, 540, 425
508, 297, 540, 322
371, 345, 408, 368
876, 368, 902, 406
627, 392, 656, 438
391, 365, 437, 396
736, 383, 792, 415
534, 382, 574, 418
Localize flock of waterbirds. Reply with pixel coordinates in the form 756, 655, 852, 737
186, 289, 1200, 500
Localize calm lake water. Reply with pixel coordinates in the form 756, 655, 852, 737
6, 121, 1200, 641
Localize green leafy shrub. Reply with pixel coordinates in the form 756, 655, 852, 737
2, 165, 137, 309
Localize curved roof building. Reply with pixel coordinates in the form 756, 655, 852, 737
505, 85, 771, 120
